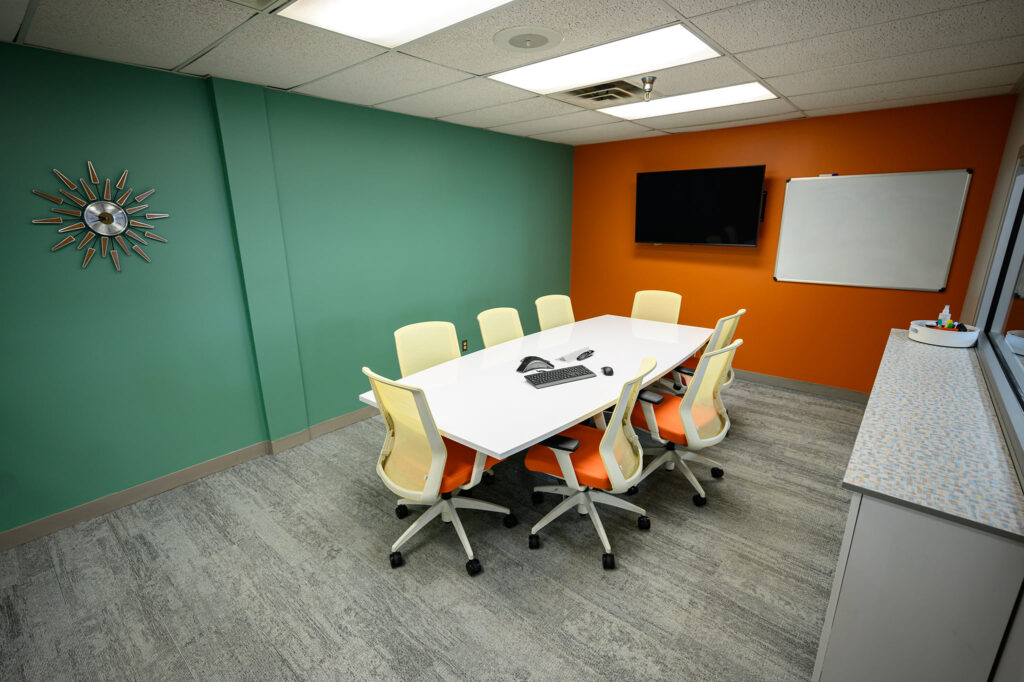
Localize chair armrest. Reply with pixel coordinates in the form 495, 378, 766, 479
638, 390, 665, 405
540, 435, 580, 452
673, 366, 695, 376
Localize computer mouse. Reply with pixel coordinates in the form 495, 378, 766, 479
601, 366, 614, 376
576, 349, 595, 361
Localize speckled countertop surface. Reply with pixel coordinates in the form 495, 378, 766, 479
844, 329, 1024, 538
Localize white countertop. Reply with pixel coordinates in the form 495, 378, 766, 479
844, 329, 1024, 538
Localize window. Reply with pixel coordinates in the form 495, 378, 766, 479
977, 152, 1024, 482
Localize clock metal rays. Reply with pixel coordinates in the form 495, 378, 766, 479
31, 161, 169, 271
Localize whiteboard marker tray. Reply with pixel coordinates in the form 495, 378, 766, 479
909, 320, 978, 348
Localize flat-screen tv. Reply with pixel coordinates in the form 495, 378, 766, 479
635, 164, 766, 246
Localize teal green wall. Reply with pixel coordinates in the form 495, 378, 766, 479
0, 44, 573, 534
0, 45, 267, 531
265, 91, 574, 424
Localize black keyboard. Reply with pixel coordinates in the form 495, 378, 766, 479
524, 364, 596, 388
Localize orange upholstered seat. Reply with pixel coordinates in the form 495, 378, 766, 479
439, 438, 499, 493
630, 394, 721, 444
525, 424, 611, 489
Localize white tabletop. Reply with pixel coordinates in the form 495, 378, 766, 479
359, 314, 713, 459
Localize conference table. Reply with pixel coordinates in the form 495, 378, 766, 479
359, 314, 713, 461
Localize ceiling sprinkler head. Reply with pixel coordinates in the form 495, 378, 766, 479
641, 76, 656, 101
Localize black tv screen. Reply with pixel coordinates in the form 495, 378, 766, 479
635, 165, 766, 246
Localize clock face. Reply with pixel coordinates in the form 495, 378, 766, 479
32, 161, 170, 271
82, 200, 129, 237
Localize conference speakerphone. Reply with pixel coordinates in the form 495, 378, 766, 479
524, 365, 596, 388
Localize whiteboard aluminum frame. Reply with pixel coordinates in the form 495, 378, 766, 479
773, 169, 972, 292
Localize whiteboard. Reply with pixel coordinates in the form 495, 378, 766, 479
774, 170, 971, 291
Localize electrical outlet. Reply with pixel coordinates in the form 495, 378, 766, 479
462, 339, 468, 351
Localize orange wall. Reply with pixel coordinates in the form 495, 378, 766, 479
570, 96, 1017, 393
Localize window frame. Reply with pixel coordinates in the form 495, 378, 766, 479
976, 152, 1024, 484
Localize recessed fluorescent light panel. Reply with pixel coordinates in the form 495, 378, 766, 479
279, 0, 513, 48
601, 82, 776, 120
489, 25, 718, 95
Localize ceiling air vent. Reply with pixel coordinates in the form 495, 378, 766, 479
565, 80, 643, 103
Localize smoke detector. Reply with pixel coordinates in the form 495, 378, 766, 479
493, 26, 562, 52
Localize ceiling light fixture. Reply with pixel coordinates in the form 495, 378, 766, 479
600, 82, 777, 120
278, 0, 514, 49
488, 25, 718, 95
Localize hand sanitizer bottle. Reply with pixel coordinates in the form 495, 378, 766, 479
938, 305, 951, 326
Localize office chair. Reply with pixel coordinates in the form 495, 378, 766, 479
394, 321, 461, 377
477, 307, 524, 348
524, 357, 657, 569
630, 340, 742, 506
666, 308, 746, 392
363, 367, 517, 576
535, 294, 575, 330
631, 290, 682, 324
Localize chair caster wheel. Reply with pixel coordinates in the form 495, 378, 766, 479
466, 558, 482, 576
395, 504, 409, 519
626, 486, 639, 496
503, 513, 518, 528
602, 553, 616, 570
531, 491, 544, 505
693, 494, 707, 507
389, 551, 403, 568
711, 467, 724, 479
638, 515, 651, 530
528, 533, 540, 549
483, 472, 496, 485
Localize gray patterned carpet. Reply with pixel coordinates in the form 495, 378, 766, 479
0, 380, 863, 681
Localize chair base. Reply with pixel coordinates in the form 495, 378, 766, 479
530, 486, 646, 556
639, 446, 723, 502
391, 494, 511, 565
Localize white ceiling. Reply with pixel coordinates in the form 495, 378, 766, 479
6, 0, 1024, 145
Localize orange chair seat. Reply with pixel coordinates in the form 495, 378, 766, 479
439, 438, 499, 493
524, 424, 611, 490
630, 393, 720, 444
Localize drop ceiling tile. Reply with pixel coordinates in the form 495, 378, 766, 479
531, 121, 665, 145
623, 97, 797, 130
23, 0, 253, 70
768, 37, 1024, 96
738, 0, 1024, 77
692, 0, 970, 53
661, 0, 750, 18
489, 110, 615, 135
402, 0, 683, 75
440, 96, 582, 128
0, 0, 28, 41
546, 56, 756, 110
803, 85, 1014, 117
663, 111, 805, 133
295, 53, 470, 106
377, 77, 534, 118
789, 64, 1023, 109
182, 15, 385, 89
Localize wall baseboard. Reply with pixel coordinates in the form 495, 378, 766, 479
269, 406, 379, 453
0, 406, 379, 552
734, 369, 869, 404
309, 406, 378, 439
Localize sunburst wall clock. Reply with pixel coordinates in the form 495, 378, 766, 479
31, 161, 170, 271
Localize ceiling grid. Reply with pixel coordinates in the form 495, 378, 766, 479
5, 0, 1021, 145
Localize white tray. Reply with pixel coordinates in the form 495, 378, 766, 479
909, 320, 979, 348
